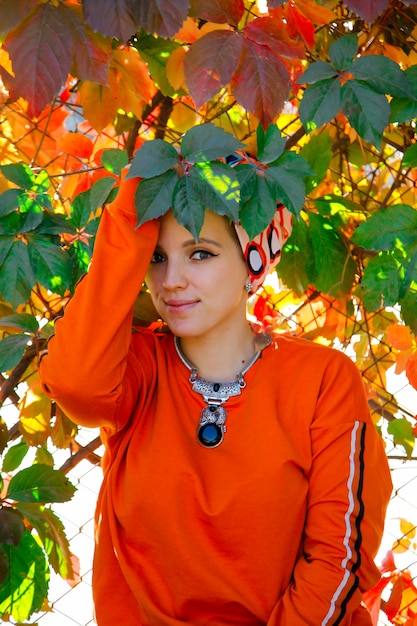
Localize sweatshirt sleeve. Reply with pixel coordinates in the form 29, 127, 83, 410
267, 351, 392, 626
39, 173, 160, 430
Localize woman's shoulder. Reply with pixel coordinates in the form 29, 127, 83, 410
267, 332, 358, 374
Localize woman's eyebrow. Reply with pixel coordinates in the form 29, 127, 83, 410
182, 237, 222, 249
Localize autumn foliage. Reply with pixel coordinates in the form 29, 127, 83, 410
0, 0, 417, 622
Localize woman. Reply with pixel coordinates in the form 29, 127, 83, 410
40, 171, 392, 625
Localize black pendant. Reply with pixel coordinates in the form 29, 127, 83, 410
197, 404, 227, 448
197, 422, 224, 448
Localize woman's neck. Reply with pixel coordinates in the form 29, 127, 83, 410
177, 323, 257, 382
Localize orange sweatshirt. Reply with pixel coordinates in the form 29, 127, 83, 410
40, 176, 392, 626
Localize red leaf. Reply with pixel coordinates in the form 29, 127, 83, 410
189, 0, 245, 27
65, 5, 111, 85
380, 550, 398, 574
268, 0, 286, 7
385, 576, 404, 620
4, 2, 72, 118
184, 29, 242, 109
83, 0, 138, 43
231, 38, 291, 129
344, 0, 391, 23
244, 16, 306, 60
285, 1, 315, 50
128, 0, 190, 38
0, 0, 38, 35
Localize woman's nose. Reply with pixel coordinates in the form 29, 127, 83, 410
162, 260, 187, 290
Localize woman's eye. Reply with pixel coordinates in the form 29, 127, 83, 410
150, 251, 165, 264
191, 250, 215, 261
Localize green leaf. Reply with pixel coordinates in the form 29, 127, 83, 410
400, 284, 417, 333
128, 139, 179, 178
16, 504, 74, 579
0, 530, 49, 621
329, 34, 358, 71
27, 237, 73, 296
89, 176, 116, 211
0, 236, 14, 267
298, 61, 337, 85
101, 148, 129, 175
265, 153, 311, 217
0, 163, 35, 190
390, 65, 417, 123
299, 131, 332, 194
172, 176, 205, 240
309, 213, 356, 296
278, 218, 314, 295
35, 213, 77, 236
402, 143, 417, 168
341, 80, 389, 148
314, 194, 364, 218
71, 189, 95, 230
352, 205, 417, 250
7, 464, 76, 503
0, 334, 29, 372
360, 252, 403, 311
135, 169, 177, 226
0, 509, 25, 547
0, 240, 36, 306
181, 123, 245, 162
188, 161, 240, 221
33, 169, 50, 194
134, 32, 182, 97
299, 79, 341, 132
390, 95, 417, 124
0, 313, 39, 334
388, 417, 415, 458
238, 173, 277, 239
2, 441, 29, 473
0, 188, 26, 217
256, 124, 286, 164
350, 56, 414, 98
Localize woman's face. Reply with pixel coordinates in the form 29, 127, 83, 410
146, 209, 248, 340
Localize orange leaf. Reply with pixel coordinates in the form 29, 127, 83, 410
174, 16, 200, 43
79, 80, 118, 133
166, 46, 187, 92
386, 323, 414, 350
110, 49, 155, 104
406, 352, 417, 391
57, 133, 94, 160
294, 0, 335, 25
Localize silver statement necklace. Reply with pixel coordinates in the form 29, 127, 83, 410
174, 336, 261, 448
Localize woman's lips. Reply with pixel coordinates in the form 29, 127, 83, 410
164, 299, 199, 314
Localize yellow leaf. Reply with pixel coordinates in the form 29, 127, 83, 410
166, 46, 187, 92
199, 22, 232, 37
168, 98, 197, 133
18, 380, 51, 446
400, 518, 416, 540
51, 405, 78, 449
